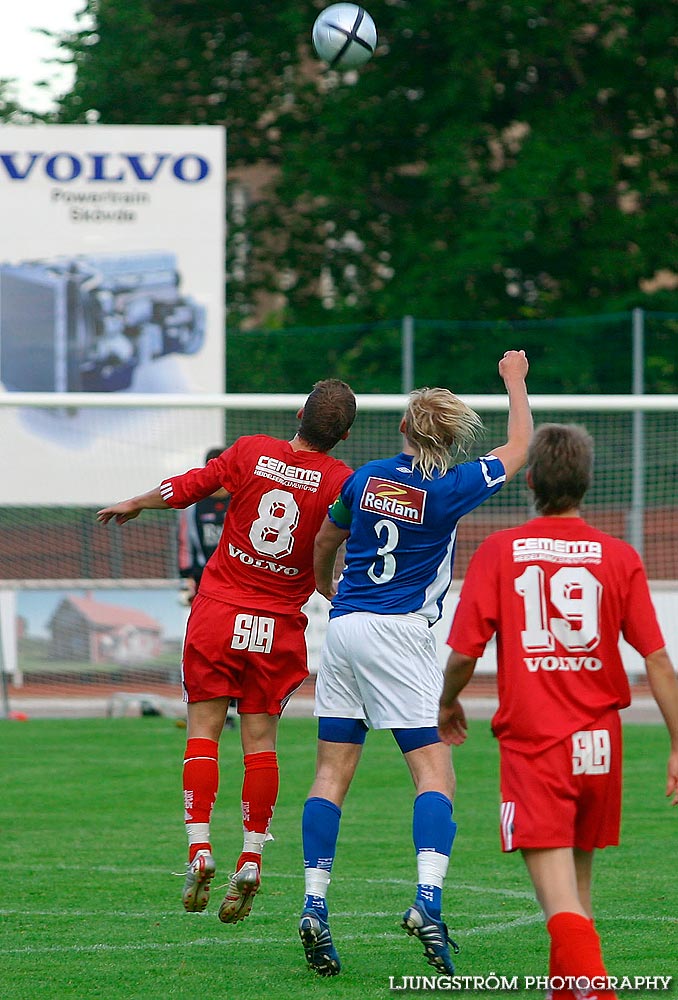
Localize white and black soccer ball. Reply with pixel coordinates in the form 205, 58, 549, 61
312, 4, 378, 70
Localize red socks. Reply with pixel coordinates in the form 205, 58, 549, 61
182, 744, 279, 871
547, 912, 618, 1000
183, 737, 219, 862
549, 936, 576, 999
236, 750, 279, 871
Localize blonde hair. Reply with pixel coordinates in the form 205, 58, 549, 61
404, 387, 483, 479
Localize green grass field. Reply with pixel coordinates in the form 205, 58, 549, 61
1, 717, 675, 999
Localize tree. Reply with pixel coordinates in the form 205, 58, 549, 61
266, 0, 678, 326
33, 1, 678, 389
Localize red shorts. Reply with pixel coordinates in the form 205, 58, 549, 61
181, 594, 308, 715
498, 708, 622, 852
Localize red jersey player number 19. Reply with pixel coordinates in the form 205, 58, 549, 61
451, 517, 664, 753
439, 423, 678, 1000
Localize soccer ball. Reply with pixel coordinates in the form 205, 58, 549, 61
312, 4, 378, 70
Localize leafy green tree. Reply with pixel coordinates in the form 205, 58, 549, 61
21, 0, 678, 389
267, 0, 678, 327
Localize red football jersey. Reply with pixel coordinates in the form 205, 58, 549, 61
161, 435, 352, 614
447, 516, 665, 752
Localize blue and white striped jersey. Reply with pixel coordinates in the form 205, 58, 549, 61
328, 451, 506, 624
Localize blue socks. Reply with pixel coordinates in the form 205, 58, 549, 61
413, 791, 456, 920
302, 792, 456, 923
302, 796, 342, 918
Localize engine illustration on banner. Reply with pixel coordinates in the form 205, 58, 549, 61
0, 251, 205, 392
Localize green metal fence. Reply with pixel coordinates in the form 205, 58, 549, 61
226, 309, 678, 395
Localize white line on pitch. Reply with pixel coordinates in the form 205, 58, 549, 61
0, 907, 531, 922
0, 864, 538, 900
0, 932, 393, 957
1, 911, 675, 959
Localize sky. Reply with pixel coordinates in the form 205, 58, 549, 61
0, 0, 87, 113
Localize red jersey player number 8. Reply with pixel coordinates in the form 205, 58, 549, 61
249, 489, 300, 559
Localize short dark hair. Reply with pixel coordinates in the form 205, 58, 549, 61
204, 447, 224, 463
298, 379, 356, 452
528, 423, 593, 515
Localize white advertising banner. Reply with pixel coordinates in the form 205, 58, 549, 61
0, 125, 225, 504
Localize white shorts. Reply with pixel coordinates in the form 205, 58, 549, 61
315, 611, 443, 729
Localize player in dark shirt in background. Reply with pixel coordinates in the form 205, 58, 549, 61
178, 447, 229, 605
178, 447, 235, 729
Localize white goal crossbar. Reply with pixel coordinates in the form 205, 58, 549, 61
1, 391, 678, 411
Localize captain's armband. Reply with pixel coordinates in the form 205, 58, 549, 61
328, 495, 351, 530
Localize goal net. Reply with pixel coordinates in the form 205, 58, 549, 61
1, 392, 677, 717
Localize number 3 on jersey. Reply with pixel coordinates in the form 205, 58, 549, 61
249, 489, 300, 559
368, 518, 399, 584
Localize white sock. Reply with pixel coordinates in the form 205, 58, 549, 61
416, 849, 449, 888
304, 867, 331, 898
186, 822, 211, 847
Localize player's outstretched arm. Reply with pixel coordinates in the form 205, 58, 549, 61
438, 650, 476, 746
645, 646, 678, 806
489, 350, 533, 482
97, 487, 170, 526
314, 518, 350, 601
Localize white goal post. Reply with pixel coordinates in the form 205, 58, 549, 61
1, 391, 677, 717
